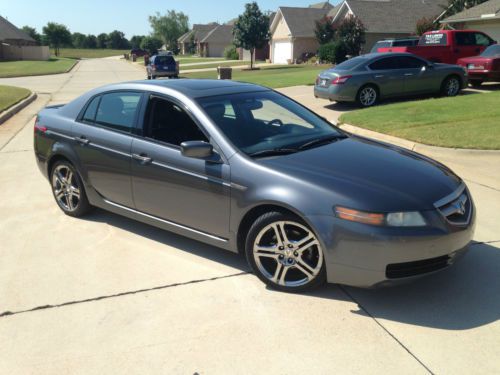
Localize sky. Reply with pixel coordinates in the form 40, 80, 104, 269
1, 0, 341, 38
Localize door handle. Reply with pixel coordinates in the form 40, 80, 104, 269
74, 136, 90, 145
404, 73, 414, 76
375, 75, 384, 78
132, 153, 153, 164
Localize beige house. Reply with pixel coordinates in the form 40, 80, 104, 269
441, 0, 500, 42
270, 0, 447, 64
0, 15, 49, 60
178, 23, 234, 57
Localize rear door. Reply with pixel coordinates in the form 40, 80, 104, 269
368, 56, 405, 98
72, 91, 143, 208
130, 94, 231, 239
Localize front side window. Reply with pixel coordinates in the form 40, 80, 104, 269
95, 92, 142, 133
455, 32, 476, 46
144, 97, 208, 146
397, 56, 426, 69
475, 33, 492, 46
198, 91, 344, 156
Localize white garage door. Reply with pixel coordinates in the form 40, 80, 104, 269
273, 41, 292, 64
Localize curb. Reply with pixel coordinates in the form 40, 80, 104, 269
0, 92, 38, 125
339, 124, 500, 156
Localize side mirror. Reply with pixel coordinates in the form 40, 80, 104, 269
180, 140, 214, 159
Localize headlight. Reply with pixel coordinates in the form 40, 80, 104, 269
335, 206, 426, 227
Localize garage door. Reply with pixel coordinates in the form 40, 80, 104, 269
273, 41, 292, 64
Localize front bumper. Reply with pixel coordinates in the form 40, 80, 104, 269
306, 206, 476, 288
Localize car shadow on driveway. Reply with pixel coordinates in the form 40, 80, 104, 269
308, 242, 500, 330
81, 208, 250, 273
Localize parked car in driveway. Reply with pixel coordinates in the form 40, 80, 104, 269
314, 53, 468, 107
130, 48, 147, 57
370, 37, 419, 53
378, 30, 496, 64
146, 54, 179, 80
34, 80, 475, 292
457, 44, 500, 87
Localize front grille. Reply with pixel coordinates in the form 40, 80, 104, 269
386, 255, 450, 279
434, 183, 472, 226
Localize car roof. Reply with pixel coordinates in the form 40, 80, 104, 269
105, 79, 271, 99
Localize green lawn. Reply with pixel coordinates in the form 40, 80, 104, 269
339, 92, 500, 150
177, 57, 225, 64
0, 58, 77, 78
57, 48, 129, 59
0, 85, 31, 113
181, 60, 251, 70
181, 64, 330, 88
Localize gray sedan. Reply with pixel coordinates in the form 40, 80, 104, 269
34, 80, 475, 292
314, 53, 468, 107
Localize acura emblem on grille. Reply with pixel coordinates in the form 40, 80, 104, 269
451, 195, 467, 216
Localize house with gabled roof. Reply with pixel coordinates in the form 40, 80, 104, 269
441, 0, 500, 42
270, 0, 447, 64
0, 15, 49, 60
177, 23, 235, 57
177, 23, 219, 56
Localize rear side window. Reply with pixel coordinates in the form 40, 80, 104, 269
82, 96, 100, 123
95, 92, 142, 133
419, 33, 447, 46
369, 57, 398, 70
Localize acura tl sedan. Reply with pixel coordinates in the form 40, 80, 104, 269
34, 80, 475, 292
314, 53, 468, 107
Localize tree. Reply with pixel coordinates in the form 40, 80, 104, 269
96, 33, 108, 49
106, 30, 130, 49
336, 16, 366, 56
84, 35, 98, 49
21, 26, 41, 44
148, 10, 189, 54
43, 22, 72, 56
416, 17, 436, 36
233, 2, 270, 69
314, 16, 336, 45
140, 36, 163, 55
72, 32, 86, 48
318, 40, 347, 64
130, 35, 146, 49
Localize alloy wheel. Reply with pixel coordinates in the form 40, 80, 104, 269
52, 165, 81, 212
445, 78, 460, 96
359, 87, 377, 107
252, 221, 324, 287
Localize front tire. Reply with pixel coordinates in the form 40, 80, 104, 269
245, 211, 326, 292
50, 161, 92, 217
441, 76, 461, 97
356, 85, 378, 107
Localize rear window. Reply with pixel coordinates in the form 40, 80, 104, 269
334, 56, 368, 70
419, 33, 447, 46
154, 56, 175, 65
393, 39, 418, 47
370, 41, 390, 53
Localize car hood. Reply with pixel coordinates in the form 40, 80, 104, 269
259, 136, 461, 212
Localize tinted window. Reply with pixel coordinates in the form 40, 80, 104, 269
198, 91, 343, 155
481, 44, 500, 57
154, 55, 175, 65
95, 92, 142, 133
369, 57, 399, 70
334, 56, 368, 70
82, 96, 100, 123
144, 97, 208, 146
475, 33, 492, 46
397, 56, 426, 69
393, 39, 418, 47
455, 32, 476, 46
419, 33, 447, 46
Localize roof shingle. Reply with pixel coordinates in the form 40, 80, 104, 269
0, 15, 35, 42
441, 0, 500, 23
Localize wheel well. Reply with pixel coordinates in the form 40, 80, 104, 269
47, 155, 71, 176
236, 205, 299, 254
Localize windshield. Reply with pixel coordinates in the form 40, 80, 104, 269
197, 91, 344, 156
481, 44, 500, 57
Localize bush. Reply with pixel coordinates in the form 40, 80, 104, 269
416, 17, 436, 36
224, 45, 239, 60
318, 40, 347, 64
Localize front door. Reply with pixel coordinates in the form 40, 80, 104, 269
368, 56, 405, 98
397, 56, 438, 95
72, 91, 143, 208
131, 95, 230, 238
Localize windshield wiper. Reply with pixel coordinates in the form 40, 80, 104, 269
249, 148, 299, 158
298, 134, 347, 150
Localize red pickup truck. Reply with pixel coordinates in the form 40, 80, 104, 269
377, 30, 496, 65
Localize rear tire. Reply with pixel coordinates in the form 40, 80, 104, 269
441, 75, 461, 97
356, 85, 379, 107
50, 161, 92, 217
245, 211, 326, 293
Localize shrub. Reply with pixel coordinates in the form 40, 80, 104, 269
224, 45, 239, 60
416, 17, 436, 36
318, 40, 347, 64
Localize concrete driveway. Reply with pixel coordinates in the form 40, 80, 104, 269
1, 58, 499, 374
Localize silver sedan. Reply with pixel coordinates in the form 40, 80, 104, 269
314, 53, 468, 107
